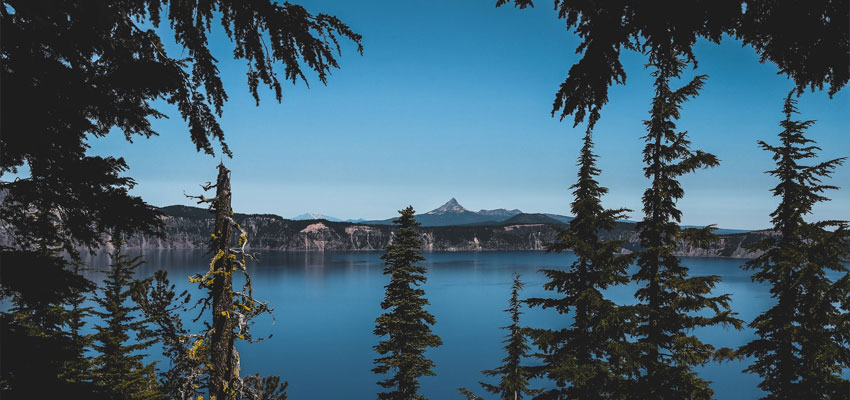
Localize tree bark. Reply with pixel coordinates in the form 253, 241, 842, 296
210, 163, 236, 399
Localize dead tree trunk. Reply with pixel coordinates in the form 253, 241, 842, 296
210, 163, 236, 399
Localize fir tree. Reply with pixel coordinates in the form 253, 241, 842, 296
738, 94, 849, 399
460, 273, 537, 400
373, 206, 442, 400
91, 250, 161, 400
630, 47, 742, 400
525, 131, 636, 400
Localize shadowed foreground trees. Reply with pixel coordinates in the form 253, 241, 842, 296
92, 250, 161, 400
739, 95, 849, 400
495, 1, 846, 398
525, 131, 636, 400
495, 0, 848, 129
629, 47, 742, 400
1, 0, 361, 395
459, 273, 537, 400
374, 207, 442, 400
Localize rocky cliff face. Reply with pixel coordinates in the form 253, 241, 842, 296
111, 206, 771, 258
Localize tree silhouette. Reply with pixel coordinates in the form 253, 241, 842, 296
525, 131, 636, 399
629, 46, 742, 399
1, 1, 361, 394
91, 250, 161, 400
460, 273, 538, 400
739, 94, 849, 399
374, 206, 442, 400
495, 0, 847, 126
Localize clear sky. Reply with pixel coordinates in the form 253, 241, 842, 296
86, 0, 849, 230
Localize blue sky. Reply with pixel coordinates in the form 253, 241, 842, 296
86, 0, 849, 230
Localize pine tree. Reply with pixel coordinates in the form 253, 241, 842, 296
460, 273, 537, 400
738, 94, 849, 399
91, 250, 162, 400
630, 47, 742, 400
373, 206, 442, 400
524, 131, 635, 399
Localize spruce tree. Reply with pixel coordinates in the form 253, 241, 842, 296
738, 94, 849, 399
460, 273, 537, 400
373, 206, 442, 400
91, 250, 161, 400
630, 47, 742, 400
525, 131, 635, 399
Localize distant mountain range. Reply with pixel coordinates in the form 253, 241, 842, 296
292, 213, 342, 222
360, 198, 573, 227
291, 198, 747, 234
291, 213, 365, 223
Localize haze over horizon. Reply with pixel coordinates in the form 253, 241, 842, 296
79, 0, 847, 231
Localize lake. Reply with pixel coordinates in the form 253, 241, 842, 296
82, 250, 785, 399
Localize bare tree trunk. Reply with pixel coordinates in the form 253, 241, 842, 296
210, 163, 236, 400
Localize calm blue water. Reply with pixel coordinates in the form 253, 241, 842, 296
79, 250, 789, 399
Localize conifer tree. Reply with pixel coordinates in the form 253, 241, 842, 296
460, 273, 537, 400
373, 206, 442, 400
0, 251, 100, 397
738, 95, 849, 399
91, 249, 162, 400
524, 131, 636, 399
630, 47, 742, 400
64, 261, 97, 389
496, 0, 847, 127
136, 270, 202, 399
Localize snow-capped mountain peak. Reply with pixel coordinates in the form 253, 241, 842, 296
291, 213, 342, 222
427, 198, 468, 214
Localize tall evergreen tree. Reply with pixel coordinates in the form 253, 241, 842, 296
91, 249, 162, 400
524, 131, 636, 400
738, 95, 849, 399
630, 47, 742, 400
460, 273, 537, 400
373, 206, 442, 400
